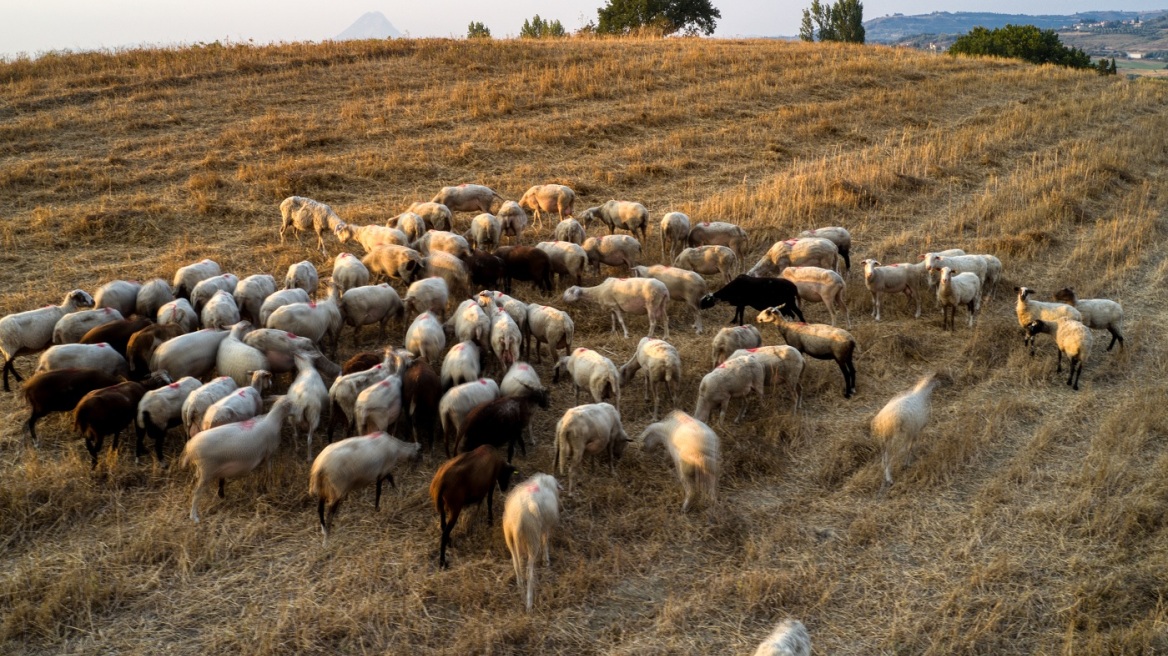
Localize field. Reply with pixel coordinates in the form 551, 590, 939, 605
2, 38, 1167, 654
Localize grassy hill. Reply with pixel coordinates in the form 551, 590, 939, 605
1, 38, 1167, 654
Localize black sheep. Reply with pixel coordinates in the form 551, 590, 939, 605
700, 275, 805, 325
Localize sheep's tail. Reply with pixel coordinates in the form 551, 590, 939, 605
178, 440, 195, 470
308, 461, 330, 499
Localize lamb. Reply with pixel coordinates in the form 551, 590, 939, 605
286, 352, 330, 459
400, 357, 442, 450
1025, 318, 1093, 390
563, 277, 670, 340
779, 266, 851, 328
700, 275, 804, 326
403, 276, 450, 321
553, 347, 621, 409
553, 218, 586, 245
468, 212, 502, 251
441, 341, 482, 389
405, 311, 446, 364
265, 281, 343, 355
181, 396, 295, 522
619, 337, 681, 421
200, 290, 240, 331
336, 223, 411, 252
525, 303, 574, 364
406, 201, 454, 231
640, 411, 720, 512
279, 196, 344, 254
860, 259, 919, 321
201, 370, 272, 432
135, 278, 175, 319
430, 444, 518, 568
457, 386, 551, 461
748, 238, 840, 277
438, 378, 501, 456
495, 245, 554, 294
659, 212, 691, 259
126, 323, 185, 375
503, 473, 562, 612
331, 252, 370, 293
798, 226, 852, 271
687, 221, 748, 256
283, 261, 319, 297
172, 259, 221, 300
431, 184, 505, 213
412, 230, 471, 260
489, 307, 523, 373
36, 342, 129, 378
22, 368, 122, 446
72, 371, 172, 467
361, 244, 424, 284
422, 251, 471, 299
710, 324, 762, 368
150, 328, 231, 380
233, 274, 277, 324
752, 619, 812, 656
756, 305, 858, 398
535, 241, 588, 288
632, 264, 708, 333
693, 356, 766, 425
257, 288, 310, 327
1015, 286, 1083, 352
157, 298, 199, 333
181, 376, 238, 438
392, 211, 428, 243
309, 432, 423, 544
497, 200, 529, 241
519, 184, 575, 228
872, 373, 942, 489
727, 346, 805, 413
80, 316, 154, 360
339, 283, 403, 345
673, 245, 738, 284
1, 289, 94, 391
580, 200, 649, 242
1053, 287, 1124, 351
136, 376, 202, 464
94, 280, 141, 317
52, 307, 124, 344
464, 250, 506, 290
554, 403, 629, 495
937, 267, 982, 330
581, 234, 641, 276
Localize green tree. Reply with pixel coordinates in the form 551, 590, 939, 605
948, 24, 1092, 69
596, 0, 721, 37
800, 0, 865, 43
467, 21, 491, 39
1094, 57, 1117, 75
520, 14, 566, 38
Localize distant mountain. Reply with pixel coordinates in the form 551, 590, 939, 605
336, 11, 401, 40
864, 11, 1167, 43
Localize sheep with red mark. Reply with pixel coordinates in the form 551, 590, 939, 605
266, 281, 343, 355
476, 290, 530, 350
619, 337, 681, 421
200, 290, 240, 331
432, 184, 505, 214
172, 259, 220, 300
94, 280, 141, 317
326, 350, 402, 442
442, 341, 482, 390
200, 369, 271, 432
553, 347, 621, 410
674, 245, 738, 284
279, 196, 345, 254
233, 274, 277, 325
22, 368, 121, 446
258, 288, 310, 327
748, 237, 840, 277
525, 303, 574, 364
157, 298, 198, 333
339, 283, 403, 345
495, 246, 553, 294
355, 373, 404, 436
554, 403, 629, 495
640, 411, 720, 512
519, 184, 575, 228
489, 306, 523, 374
191, 273, 239, 315
37, 342, 129, 378
430, 444, 518, 568
687, 221, 747, 256
503, 473, 562, 612
136, 376, 202, 464
52, 307, 124, 345
1, 289, 95, 391
404, 277, 450, 321
450, 298, 491, 353
283, 261, 318, 297
182, 376, 237, 438
563, 277, 669, 340
694, 356, 765, 425
127, 322, 184, 375
581, 235, 641, 276
421, 251, 471, 300
438, 378, 501, 457
405, 311, 446, 364
150, 328, 230, 380
73, 370, 172, 467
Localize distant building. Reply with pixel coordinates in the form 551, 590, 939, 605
1129, 52, 1145, 59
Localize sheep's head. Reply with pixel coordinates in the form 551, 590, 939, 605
551, 356, 569, 383
698, 293, 718, 309
68, 289, 96, 308
1016, 286, 1035, 301
756, 306, 785, 324
1023, 320, 1044, 337
1053, 287, 1076, 304
939, 267, 954, 285
613, 430, 631, 459
639, 426, 664, 452
562, 287, 583, 304
334, 223, 354, 241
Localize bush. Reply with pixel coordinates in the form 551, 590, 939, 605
949, 24, 1092, 69
520, 15, 567, 39
466, 22, 491, 39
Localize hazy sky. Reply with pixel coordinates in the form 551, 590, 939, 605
4, 1, 1167, 58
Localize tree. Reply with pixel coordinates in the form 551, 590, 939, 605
596, 0, 721, 37
949, 25, 1092, 69
467, 21, 491, 39
520, 14, 566, 38
800, 0, 865, 43
1095, 57, 1117, 75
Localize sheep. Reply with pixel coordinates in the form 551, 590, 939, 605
343, 350, 385, 375
1053, 287, 1124, 351
265, 281, 343, 355
258, 288, 311, 327
860, 259, 919, 321
431, 184, 504, 213
535, 241, 588, 288
285, 352, 330, 459
693, 356, 766, 425
1, 289, 94, 391
468, 212, 502, 251
464, 249, 506, 290
94, 280, 141, 317
553, 347, 621, 409
126, 322, 185, 375
872, 373, 942, 489
728, 346, 805, 413
476, 290, 531, 346
150, 328, 231, 380
640, 411, 719, 512
280, 261, 318, 297
458, 386, 551, 461
710, 324, 763, 368
136, 376, 202, 464
619, 337, 681, 420
406, 201, 454, 231
581, 234, 641, 276
937, 267, 982, 330
1025, 318, 1093, 390
519, 184, 575, 228
36, 342, 129, 378
632, 264, 708, 334
182, 376, 238, 438
331, 252, 370, 293
687, 221, 748, 256
361, 244, 424, 285
201, 370, 272, 432
336, 223, 411, 252
798, 226, 852, 271
157, 298, 199, 333
553, 217, 586, 245
563, 277, 670, 340
325, 351, 398, 442
438, 378, 501, 456
701, 275, 804, 326
450, 298, 492, 353
554, 403, 629, 495
52, 307, 124, 344
391, 211, 428, 243
339, 283, 404, 345
673, 245, 738, 284
580, 200, 649, 242
495, 245, 553, 294
489, 307, 523, 374
412, 230, 471, 260
233, 274, 277, 324
135, 278, 174, 319
240, 327, 317, 360
978, 253, 1003, 299
779, 266, 850, 328
748, 238, 840, 277
497, 200, 529, 241
200, 290, 240, 331
503, 473, 562, 612
208, 320, 264, 386
310, 432, 423, 544
72, 371, 172, 467
756, 305, 858, 398
190, 274, 240, 316
405, 311, 446, 364
441, 341, 482, 389
501, 361, 547, 402
181, 396, 295, 522
279, 196, 345, 254
403, 276, 450, 321
172, 259, 221, 300
923, 252, 987, 295
657, 211, 691, 260
79, 316, 154, 360
1015, 286, 1083, 353
525, 303, 574, 364
752, 619, 812, 656
430, 444, 518, 568
400, 357, 442, 450
22, 368, 122, 446
422, 251, 471, 300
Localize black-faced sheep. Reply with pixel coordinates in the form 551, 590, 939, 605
700, 275, 803, 325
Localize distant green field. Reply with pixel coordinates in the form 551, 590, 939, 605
1116, 58, 1167, 70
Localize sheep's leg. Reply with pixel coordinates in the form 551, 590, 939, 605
438, 505, 453, 569
681, 479, 694, 513
542, 529, 551, 566
692, 302, 703, 334
27, 412, 43, 448
1107, 329, 1122, 351
86, 434, 103, 469
613, 309, 630, 339
190, 481, 205, 522
910, 287, 921, 319
305, 414, 320, 463
1056, 349, 1064, 373
871, 291, 880, 321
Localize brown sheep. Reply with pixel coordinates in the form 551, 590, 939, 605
73, 371, 172, 467
22, 368, 122, 446
430, 445, 518, 568
79, 316, 154, 361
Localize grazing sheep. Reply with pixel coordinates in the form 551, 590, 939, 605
860, 259, 919, 321
519, 184, 575, 228
553, 347, 621, 409
279, 196, 345, 254
137, 376, 202, 464
182, 376, 237, 438
325, 352, 398, 442
458, 387, 551, 461
257, 288, 310, 327
752, 619, 812, 656
554, 403, 629, 495
190, 274, 240, 315
580, 200, 649, 242
150, 328, 231, 380
525, 303, 574, 364
403, 277, 450, 321
687, 221, 748, 256
422, 251, 471, 300
431, 184, 504, 214
430, 444, 518, 568
135, 278, 175, 319
674, 245, 738, 284
780, 266, 850, 328
22, 368, 121, 446
172, 259, 221, 300
693, 356, 765, 425
405, 311, 446, 364
873, 373, 942, 489
640, 411, 719, 512
700, 275, 804, 326
37, 342, 128, 378
659, 212, 691, 259
489, 307, 523, 373
80, 316, 153, 360
535, 241, 589, 289
400, 357, 442, 450
406, 201, 454, 231
412, 230, 471, 260
1014, 286, 1083, 353
181, 396, 295, 522
361, 244, 424, 285
127, 322, 185, 375
937, 267, 982, 330
72, 371, 172, 467
213, 321, 266, 387
553, 218, 586, 245
748, 238, 839, 277
563, 277, 670, 340
265, 281, 343, 355
619, 337, 681, 420
53, 307, 124, 344
331, 252, 370, 293
438, 378, 501, 456
233, 274, 277, 324
501, 362, 547, 400
464, 249, 506, 291
798, 226, 852, 271
1, 289, 95, 391
200, 290, 240, 331
497, 200, 528, 241
757, 305, 857, 398
336, 223, 411, 252
310, 432, 422, 544
201, 370, 272, 432
581, 234, 641, 276
339, 283, 404, 345
477, 290, 531, 348
728, 346, 805, 413
495, 246, 554, 294
503, 473, 562, 612
286, 352, 330, 459
1026, 318, 1093, 390
442, 341, 482, 389
450, 298, 492, 353
710, 324, 762, 368
94, 280, 141, 317
468, 212, 502, 251
632, 264, 708, 334
1053, 287, 1124, 351
283, 261, 319, 297
392, 211, 427, 243
157, 298, 199, 333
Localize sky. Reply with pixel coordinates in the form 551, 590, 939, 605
4, 1, 1167, 58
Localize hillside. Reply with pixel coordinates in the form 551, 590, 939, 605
864, 10, 1167, 42
1, 38, 1167, 654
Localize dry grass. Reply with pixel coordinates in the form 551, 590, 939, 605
2, 37, 1168, 654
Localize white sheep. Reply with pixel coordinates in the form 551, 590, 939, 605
619, 337, 681, 420
284, 261, 319, 297
687, 221, 748, 256
36, 342, 128, 378
659, 212, 691, 259
449, 298, 491, 353
339, 283, 404, 345
798, 226, 852, 271
468, 212, 502, 251
489, 305, 523, 373
52, 307, 123, 344
94, 280, 141, 317
437, 378, 501, 456
233, 274, 277, 325
336, 223, 411, 252
135, 278, 175, 319
431, 184, 504, 213
503, 473, 562, 612
553, 218, 586, 245
501, 362, 546, 400
553, 347, 621, 409
181, 376, 237, 437
441, 340, 482, 389
412, 230, 471, 260
201, 370, 272, 431
937, 267, 981, 330
157, 298, 199, 333
780, 265, 851, 328
728, 346, 805, 413
752, 619, 811, 656
581, 234, 641, 276
711, 324, 762, 367
580, 200, 649, 242
872, 373, 942, 489
860, 259, 919, 321
476, 290, 530, 346
756, 306, 858, 398
355, 374, 404, 436
748, 238, 839, 277
978, 253, 1003, 298
331, 252, 370, 293
181, 396, 295, 522
519, 184, 575, 228
136, 376, 202, 463
172, 259, 221, 300
1053, 287, 1124, 351
640, 411, 719, 512
279, 196, 344, 254
1025, 318, 1093, 390
924, 252, 987, 295
497, 200, 529, 241
563, 277, 669, 340
553, 403, 629, 495
421, 251, 470, 300
361, 244, 424, 285
535, 241, 589, 288
215, 321, 268, 387
200, 290, 240, 331
0, 289, 95, 390
404, 311, 446, 364
1015, 286, 1083, 353
632, 264, 708, 334
326, 353, 396, 439
151, 328, 231, 380
257, 288, 310, 327
693, 356, 765, 425
287, 351, 330, 460
190, 273, 239, 314
310, 432, 422, 544
391, 211, 427, 243
404, 276, 450, 321
265, 281, 343, 355
673, 245, 738, 283
524, 303, 574, 364
406, 201, 454, 231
